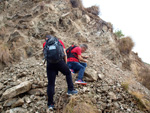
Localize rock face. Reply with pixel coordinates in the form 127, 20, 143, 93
0, 0, 150, 113
2, 81, 31, 100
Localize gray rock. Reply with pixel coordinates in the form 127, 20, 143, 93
84, 68, 98, 81
82, 14, 90, 23
28, 88, 44, 96
6, 107, 28, 113
24, 97, 31, 104
2, 81, 32, 100
113, 102, 120, 108
98, 73, 105, 80
17, 72, 27, 78
12, 99, 24, 107
101, 85, 110, 92
0, 82, 4, 90
108, 92, 117, 100
3, 98, 18, 107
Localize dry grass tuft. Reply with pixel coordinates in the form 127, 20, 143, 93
63, 96, 77, 113
74, 103, 98, 113
0, 41, 12, 66
63, 96, 98, 113
121, 82, 129, 91
86, 5, 100, 16
139, 68, 150, 90
70, 0, 84, 9
131, 91, 146, 110
118, 36, 134, 55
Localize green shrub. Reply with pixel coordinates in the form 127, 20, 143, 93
121, 82, 129, 90
114, 30, 124, 38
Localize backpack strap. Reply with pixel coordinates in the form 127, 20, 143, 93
66, 45, 79, 62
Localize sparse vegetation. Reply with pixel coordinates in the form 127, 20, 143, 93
63, 96, 98, 113
114, 30, 124, 38
118, 36, 134, 55
131, 91, 146, 110
139, 68, 150, 90
86, 5, 100, 16
63, 96, 77, 113
121, 82, 129, 90
121, 81, 148, 111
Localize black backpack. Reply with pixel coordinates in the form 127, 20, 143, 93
66, 45, 78, 61
44, 36, 65, 63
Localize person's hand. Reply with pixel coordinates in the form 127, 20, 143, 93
84, 59, 88, 63
84, 56, 89, 59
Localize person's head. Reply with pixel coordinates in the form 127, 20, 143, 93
45, 35, 53, 41
80, 44, 88, 53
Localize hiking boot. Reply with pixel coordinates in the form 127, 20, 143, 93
48, 104, 55, 111
67, 89, 78, 95
75, 80, 87, 85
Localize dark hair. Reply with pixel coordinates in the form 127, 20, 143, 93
45, 35, 53, 39
80, 44, 88, 49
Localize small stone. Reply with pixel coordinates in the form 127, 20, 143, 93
12, 99, 24, 107
108, 92, 117, 100
98, 74, 105, 80
0, 83, 4, 90
91, 98, 97, 104
3, 98, 18, 107
113, 102, 120, 108
82, 14, 90, 23
32, 84, 39, 89
17, 71, 27, 78
82, 87, 90, 92
24, 97, 31, 104
28, 88, 44, 96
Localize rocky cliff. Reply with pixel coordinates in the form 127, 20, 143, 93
0, 0, 150, 113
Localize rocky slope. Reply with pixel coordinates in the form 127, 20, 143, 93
0, 0, 150, 113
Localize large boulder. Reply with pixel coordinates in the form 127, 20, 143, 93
2, 81, 31, 100
84, 68, 98, 82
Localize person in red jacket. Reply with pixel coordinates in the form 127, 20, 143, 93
67, 44, 88, 85
43, 35, 78, 110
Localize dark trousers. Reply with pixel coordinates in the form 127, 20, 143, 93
46, 60, 74, 106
